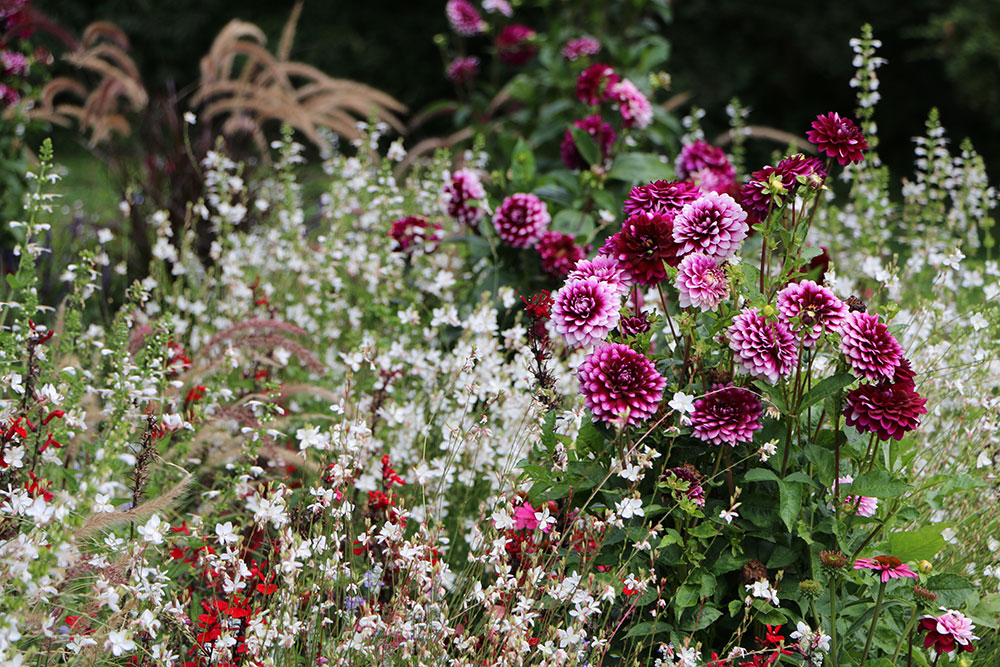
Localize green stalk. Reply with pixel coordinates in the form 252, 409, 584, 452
861, 580, 887, 665
893, 606, 920, 664
829, 576, 839, 667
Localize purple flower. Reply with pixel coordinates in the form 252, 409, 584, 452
601, 212, 682, 286
446, 0, 485, 35
444, 169, 486, 226
839, 311, 903, 382
740, 155, 827, 223
676, 140, 737, 195
447, 56, 480, 84
675, 253, 729, 312
672, 192, 749, 259
578, 343, 665, 425
776, 279, 847, 347
562, 36, 601, 61
807, 112, 868, 166
1, 51, 29, 77
389, 216, 443, 253
619, 311, 651, 337
729, 308, 798, 384
560, 114, 617, 170
493, 193, 550, 247
609, 79, 652, 129
845, 380, 927, 441
537, 231, 589, 278
552, 277, 621, 348
623, 180, 702, 218
575, 63, 618, 105
496, 24, 537, 66
567, 255, 631, 297
689, 383, 763, 446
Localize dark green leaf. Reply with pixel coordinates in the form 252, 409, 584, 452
569, 126, 601, 166
849, 470, 911, 498
798, 373, 856, 413
508, 137, 536, 191
607, 152, 673, 184
888, 525, 948, 562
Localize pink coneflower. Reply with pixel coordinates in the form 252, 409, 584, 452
552, 277, 621, 348
578, 343, 665, 425
537, 231, 589, 278
575, 63, 618, 105
447, 56, 480, 84
853, 556, 919, 583
567, 255, 631, 297
493, 193, 549, 247
835, 475, 878, 517
675, 252, 729, 312
839, 311, 903, 382
560, 114, 616, 170
446, 0, 485, 35
672, 191, 749, 259
389, 216, 443, 253
919, 609, 979, 655
776, 279, 847, 347
807, 112, 868, 166
623, 179, 702, 218
496, 24, 537, 66
676, 140, 737, 195
662, 466, 706, 507
562, 36, 601, 61
844, 380, 927, 441
601, 211, 682, 286
728, 308, 797, 384
444, 169, 486, 226
609, 79, 652, 129
689, 383, 763, 446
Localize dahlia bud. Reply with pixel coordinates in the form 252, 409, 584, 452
741, 560, 768, 584
913, 585, 938, 603
799, 579, 822, 598
844, 295, 867, 313
819, 550, 848, 570
761, 304, 776, 318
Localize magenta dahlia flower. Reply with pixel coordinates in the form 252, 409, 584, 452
662, 466, 706, 507
619, 311, 651, 337
853, 556, 919, 583
777, 153, 827, 187
675, 252, 730, 312
807, 112, 868, 166
567, 255, 631, 297
776, 279, 847, 347
844, 380, 927, 441
609, 79, 652, 129
623, 180, 702, 218
497, 24, 537, 66
839, 311, 903, 382
728, 308, 798, 384
689, 384, 763, 446
493, 193, 550, 247
445, 0, 485, 35
575, 63, 619, 105
482, 0, 512, 16
537, 231, 589, 278
1, 51, 28, 76
552, 277, 621, 348
389, 216, 443, 253
444, 169, 486, 226
672, 192, 749, 259
560, 114, 617, 170
676, 140, 737, 195
562, 36, 601, 61
834, 475, 878, 517
920, 610, 979, 655
578, 343, 665, 425
601, 212, 682, 286
447, 56, 480, 84
739, 155, 827, 223
892, 357, 917, 388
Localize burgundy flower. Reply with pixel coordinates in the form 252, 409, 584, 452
619, 311, 650, 337
839, 311, 903, 382
493, 193, 550, 247
728, 308, 798, 384
497, 24, 537, 66
672, 192, 749, 259
777, 153, 827, 187
776, 279, 847, 347
676, 140, 737, 195
575, 63, 619, 105
807, 112, 868, 166
537, 231, 589, 278
552, 277, 621, 348
844, 380, 927, 441
389, 216, 443, 253
578, 343, 665, 425
689, 384, 763, 446
567, 255, 631, 297
662, 466, 706, 507
675, 252, 729, 312
919, 610, 979, 655
739, 155, 827, 223
609, 79, 652, 129
560, 114, 617, 170
623, 180, 702, 218
445, 0, 485, 35
444, 169, 486, 226
892, 357, 916, 388
601, 211, 682, 286
0, 82, 18, 107
447, 56, 480, 84
562, 36, 601, 61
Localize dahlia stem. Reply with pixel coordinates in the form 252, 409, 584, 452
860, 580, 887, 666
829, 575, 839, 667
656, 282, 683, 352
893, 606, 919, 664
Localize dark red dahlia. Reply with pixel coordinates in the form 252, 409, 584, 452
389, 216, 443, 253
807, 112, 868, 166
739, 154, 827, 223
619, 311, 650, 337
844, 380, 927, 441
623, 179, 702, 218
601, 211, 682, 286
560, 114, 617, 170
536, 231, 589, 278
575, 63, 619, 105
497, 24, 537, 66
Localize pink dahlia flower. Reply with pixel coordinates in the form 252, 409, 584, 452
835, 475, 878, 517
482, 0, 513, 16
807, 112, 868, 166
689, 383, 763, 446
839, 311, 903, 382
673, 191, 749, 259
444, 169, 486, 226
552, 277, 621, 348
562, 36, 601, 61
496, 24, 537, 66
537, 231, 589, 278
447, 56, 480, 84
575, 63, 619, 105
560, 114, 616, 170
853, 556, 919, 583
844, 380, 927, 441
389, 216, 443, 253
728, 308, 797, 384
578, 343, 665, 425
676, 140, 737, 195
776, 279, 847, 347
609, 79, 652, 129
493, 193, 550, 247
675, 252, 729, 312
601, 211, 682, 286
567, 255, 631, 297
623, 179, 702, 218
445, 0, 485, 35
619, 311, 651, 337
920, 609, 979, 655
1, 51, 28, 76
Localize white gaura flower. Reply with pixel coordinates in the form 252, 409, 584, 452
615, 497, 644, 519
215, 521, 240, 545
105, 629, 136, 656
137, 514, 167, 544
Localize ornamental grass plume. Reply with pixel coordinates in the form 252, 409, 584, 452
839, 311, 904, 382
551, 277, 621, 348
623, 179, 702, 218
807, 111, 868, 165
672, 191, 749, 259
601, 211, 682, 286
578, 343, 665, 425
689, 383, 763, 446
728, 308, 797, 384
844, 380, 927, 441
675, 252, 729, 312
493, 193, 550, 247
776, 279, 847, 347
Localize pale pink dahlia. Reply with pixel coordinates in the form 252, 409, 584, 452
447, 56, 480, 84
562, 36, 601, 61
689, 384, 763, 446
623, 180, 702, 218
920, 609, 979, 655
567, 255, 631, 297
728, 308, 797, 384
446, 0, 485, 35
537, 231, 589, 278
444, 169, 486, 226
493, 193, 550, 247
835, 475, 878, 517
576, 63, 619, 105
776, 279, 848, 347
844, 380, 927, 441
676, 140, 737, 195
552, 277, 621, 348
601, 212, 683, 286
609, 79, 652, 129
578, 343, 665, 425
807, 112, 868, 166
839, 311, 903, 382
672, 191, 749, 259
675, 252, 729, 312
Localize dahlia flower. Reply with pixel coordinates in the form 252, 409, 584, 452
619, 312, 650, 337
578, 343, 665, 425
537, 231, 589, 278
675, 253, 729, 312
609, 79, 652, 129
482, 0, 512, 16
567, 255, 631, 297
560, 114, 616, 170
839, 311, 903, 382
807, 112, 868, 165
920, 609, 979, 655
444, 169, 486, 226
601, 211, 682, 286
623, 179, 702, 218
445, 0, 485, 35
675, 140, 737, 195
728, 308, 797, 384
844, 380, 927, 441
672, 191, 749, 259
834, 475, 878, 517
689, 383, 763, 446
662, 466, 706, 507
777, 153, 826, 187
497, 24, 537, 66
853, 556, 919, 583
562, 36, 601, 61
1, 51, 28, 76
389, 216, 443, 253
446, 56, 480, 84
575, 63, 618, 105
493, 193, 550, 247
776, 279, 847, 347
740, 155, 827, 222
